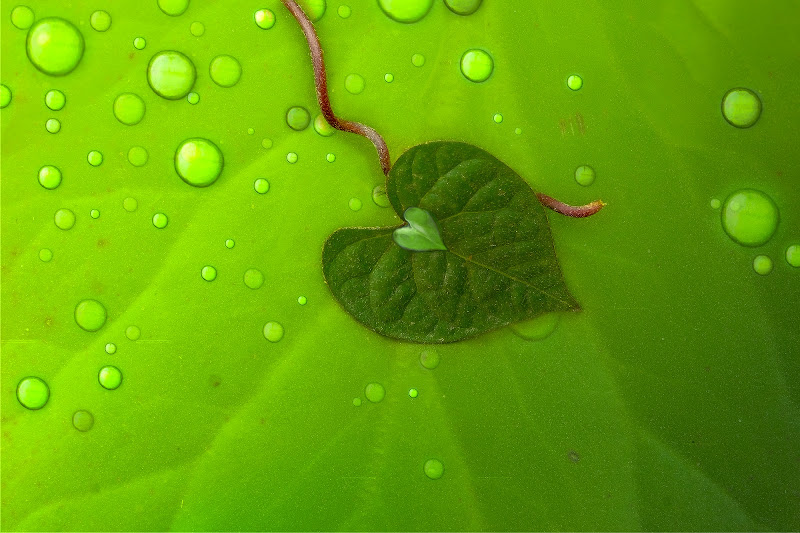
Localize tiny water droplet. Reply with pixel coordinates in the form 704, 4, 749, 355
45, 118, 61, 133
460, 49, 493, 82
313, 114, 334, 136
254, 9, 276, 29
786, 245, 800, 268
243, 268, 265, 289
148, 51, 196, 100
152, 213, 169, 228
338, 5, 351, 18
90, 10, 111, 32
26, 18, 85, 76
297, 296, 307, 305
567, 74, 583, 91
514, 127, 522, 135
11, 6, 35, 30
424, 459, 444, 479
39, 248, 53, 262
326, 153, 336, 163
187, 91, 199, 104
408, 388, 418, 398
16, 377, 49, 410
509, 313, 560, 341
365, 382, 385, 403
384, 73, 394, 83
378, 0, 433, 23
352, 397, 362, 406
201, 265, 217, 281
286, 106, 311, 130
105, 342, 117, 354
287, 152, 298, 164
74, 299, 107, 332
710, 198, 721, 209
225, 238, 235, 249
349, 198, 362, 211
0, 85, 11, 108
445, 0, 482, 15
174, 138, 223, 187
72, 410, 94, 432
158, 0, 190, 16
344, 73, 365, 94
209, 55, 242, 87
372, 185, 390, 207
113, 93, 146, 125
411, 53, 425, 67
189, 21, 205, 36
45, 89, 66, 110
90, 209, 100, 219
753, 255, 773, 275
721, 189, 779, 247
127, 146, 148, 167
574, 165, 595, 187
98, 365, 122, 390
254, 178, 270, 194
54, 208, 76, 230
38, 165, 62, 189
420, 349, 440, 369
125, 325, 141, 340
87, 150, 103, 166
722, 88, 761, 128
122, 197, 138, 212
263, 321, 284, 342
261, 138, 273, 149
133, 37, 146, 50
493, 113, 503, 124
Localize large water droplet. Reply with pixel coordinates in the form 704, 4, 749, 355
378, 0, 433, 23
174, 138, 223, 187
26, 17, 85, 76
721, 189, 779, 247
87, 150, 103, 166
38, 165, 62, 189
201, 265, 217, 281
45, 89, 66, 110
286, 106, 311, 130
365, 382, 385, 403
74, 299, 107, 332
127, 146, 148, 167
574, 165, 595, 187
313, 114, 334, 137
786, 245, 800, 268
209, 55, 241, 87
11, 5, 35, 30
254, 9, 276, 29
567, 74, 583, 91
0, 85, 11, 108
45, 118, 61, 133
158, 0, 190, 16
263, 321, 284, 342
125, 325, 141, 340
72, 410, 94, 432
16, 377, 49, 410
98, 365, 122, 390
152, 213, 169, 229
254, 178, 270, 194
372, 185, 390, 207
722, 88, 761, 128
510, 313, 560, 341
753, 255, 773, 276
147, 51, 196, 100
345, 73, 365, 94
113, 93, 145, 125
54, 208, 76, 230
424, 459, 444, 479
445, 0, 482, 15
460, 49, 493, 82
90, 10, 111, 32
243, 268, 265, 289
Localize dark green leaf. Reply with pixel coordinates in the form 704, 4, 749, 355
322, 141, 579, 343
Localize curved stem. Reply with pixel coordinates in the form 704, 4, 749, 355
282, 0, 392, 176
536, 193, 606, 218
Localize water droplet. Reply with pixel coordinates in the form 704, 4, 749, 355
493, 113, 503, 124
16, 377, 49, 410
254, 8, 276, 29
286, 106, 311, 130
39, 248, 53, 262
45, 118, 61, 133
722, 88, 761, 128
509, 313, 560, 341
127, 146, 148, 167
300, 0, 327, 21
313, 114, 334, 136
384, 73, 394, 83
54, 208, 76, 230
721, 189, 779, 247
567, 74, 583, 91
113, 93, 145, 125
11, 5, 35, 29
247, 127, 254, 135
174, 138, 223, 187
26, 17, 85, 76
786, 245, 800, 268
574, 165, 595, 187
87, 150, 103, 166
261, 138, 273, 149
287, 152, 299, 164
710, 198, 721, 210
148, 51, 196, 100
411, 53, 425, 67
105, 342, 116, 354
378, 0, 433, 22
345, 73, 365, 94
352, 397, 362, 406
158, 0, 190, 16
209, 55, 241, 87
72, 410, 94, 432
189, 21, 204, 36
38, 165, 62, 189
515, 127, 522, 135
460, 49, 493, 82
45, 89, 66, 110
187, 91, 199, 104
263, 321, 284, 342
420, 349, 440, 369
365, 382, 385, 402
753, 255, 773, 276
326, 153, 336, 163
254, 178, 270, 194
243, 268, 265, 289
90, 10, 111, 32
98, 365, 122, 390
372, 185, 390, 207
444, 0, 482, 15
125, 325, 141, 340
349, 198, 362, 211
90, 209, 100, 219
133, 37, 146, 50
201, 265, 217, 281
225, 238, 235, 249
74, 299, 107, 332
338, 5, 351, 18
152, 213, 169, 228
408, 388, 418, 398
297, 296, 307, 305
423, 459, 444, 479
0, 84, 11, 108
123, 197, 138, 212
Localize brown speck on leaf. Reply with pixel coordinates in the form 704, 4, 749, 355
209, 375, 221, 388
97, 238, 108, 248
575, 112, 586, 135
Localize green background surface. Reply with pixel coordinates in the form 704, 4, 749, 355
2, 0, 799, 530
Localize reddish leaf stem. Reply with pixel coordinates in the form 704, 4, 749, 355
536, 193, 606, 218
282, 0, 392, 176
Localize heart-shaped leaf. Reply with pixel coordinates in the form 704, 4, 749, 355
392, 207, 448, 251
322, 141, 580, 343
